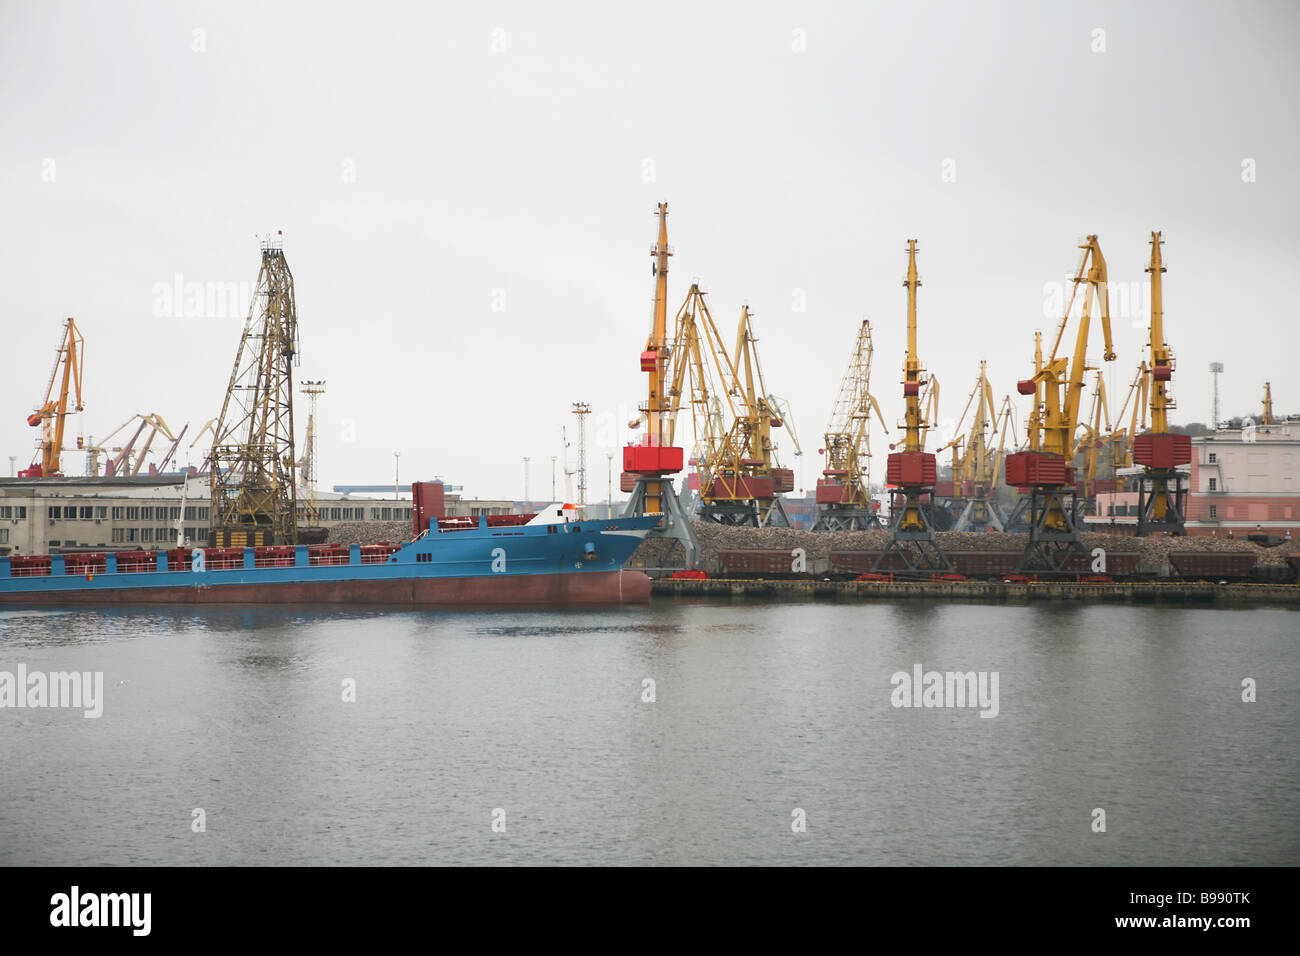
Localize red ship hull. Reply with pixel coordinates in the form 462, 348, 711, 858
0, 569, 652, 607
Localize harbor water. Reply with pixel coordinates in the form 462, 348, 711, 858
1, 600, 1296, 866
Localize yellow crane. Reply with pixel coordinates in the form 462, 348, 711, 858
622, 203, 697, 564
85, 413, 183, 477
1262, 382, 1274, 426
1107, 362, 1149, 471
1133, 230, 1189, 535
1008, 235, 1115, 572
20, 318, 84, 478
812, 320, 889, 531
878, 240, 950, 572
948, 361, 1007, 531
1071, 372, 1111, 500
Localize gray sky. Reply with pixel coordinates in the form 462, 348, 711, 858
3, 0, 1297, 500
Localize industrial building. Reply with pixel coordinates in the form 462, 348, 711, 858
1090, 424, 1300, 536
0, 475, 512, 555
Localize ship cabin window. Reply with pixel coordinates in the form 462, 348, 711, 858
548, 525, 557, 534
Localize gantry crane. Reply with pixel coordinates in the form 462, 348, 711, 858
812, 320, 888, 531
1133, 231, 1189, 536
209, 236, 300, 547
1007, 235, 1115, 573
948, 361, 1008, 532
876, 240, 950, 572
622, 203, 698, 565
19, 318, 84, 478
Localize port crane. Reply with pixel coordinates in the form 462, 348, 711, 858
663, 294, 793, 527
1007, 235, 1115, 572
947, 361, 1008, 532
1071, 372, 1111, 501
209, 236, 300, 547
1132, 231, 1189, 536
876, 241, 950, 572
812, 320, 889, 531
20, 318, 84, 478
622, 203, 698, 565
85, 413, 186, 477
1261, 382, 1274, 426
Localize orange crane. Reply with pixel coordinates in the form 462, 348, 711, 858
622, 203, 698, 565
1261, 381, 1274, 426
20, 318, 84, 478
877, 240, 950, 572
1133, 231, 1190, 535
1007, 235, 1115, 572
812, 320, 889, 530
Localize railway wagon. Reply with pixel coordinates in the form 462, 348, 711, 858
1168, 552, 1259, 580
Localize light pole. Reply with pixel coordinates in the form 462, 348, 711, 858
523, 457, 530, 504
551, 456, 557, 501
7, 456, 14, 477
394, 451, 400, 500
607, 453, 613, 518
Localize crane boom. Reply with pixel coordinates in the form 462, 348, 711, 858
22, 317, 84, 477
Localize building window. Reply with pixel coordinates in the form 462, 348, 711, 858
141, 506, 154, 520
184, 506, 195, 520
111, 528, 124, 543
125, 528, 138, 542
158, 527, 170, 541
80, 506, 93, 520
330, 507, 341, 520
16, 506, 25, 519
112, 506, 123, 520
126, 507, 140, 520
95, 506, 107, 519
141, 528, 154, 542
1209, 478, 1217, 491
0, 506, 9, 519
1208, 452, 1217, 463
1209, 505, 1218, 519
170, 507, 181, 521
48, 506, 61, 520
48, 540, 60, 548
0, 529, 7, 544
198, 507, 209, 520
370, 508, 379, 520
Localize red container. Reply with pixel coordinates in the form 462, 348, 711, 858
412, 481, 446, 535
620, 472, 638, 493
816, 478, 852, 504
771, 468, 795, 493
933, 480, 955, 497
1004, 452, 1067, 486
115, 550, 158, 573
640, 350, 658, 372
1132, 433, 1191, 468
1151, 365, 1172, 382
886, 452, 937, 487
718, 550, 802, 575
1017, 379, 1036, 395
9, 555, 52, 577
903, 382, 920, 396
63, 552, 108, 575
1169, 552, 1257, 578
166, 548, 193, 572
707, 475, 775, 500
203, 547, 245, 570
623, 444, 683, 475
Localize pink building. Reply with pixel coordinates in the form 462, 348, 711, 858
1089, 423, 1300, 537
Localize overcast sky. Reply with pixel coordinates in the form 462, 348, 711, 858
2, 0, 1296, 500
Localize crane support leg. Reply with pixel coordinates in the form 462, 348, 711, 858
624, 476, 700, 568
1135, 470, 1187, 537
953, 496, 1006, 532
875, 487, 951, 573
1017, 486, 1088, 574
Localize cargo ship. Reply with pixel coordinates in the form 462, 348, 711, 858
0, 503, 657, 607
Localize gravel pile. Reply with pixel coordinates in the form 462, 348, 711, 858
325, 521, 409, 546
628, 521, 1300, 573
